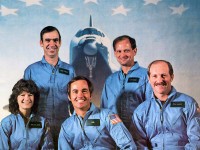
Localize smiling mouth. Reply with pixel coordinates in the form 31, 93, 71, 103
155, 83, 167, 87
22, 101, 32, 104
76, 99, 86, 102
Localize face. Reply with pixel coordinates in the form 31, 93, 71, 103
114, 38, 136, 67
149, 61, 174, 98
17, 91, 34, 112
68, 80, 91, 112
40, 30, 61, 59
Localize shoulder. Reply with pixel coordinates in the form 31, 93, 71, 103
25, 61, 41, 70
59, 61, 73, 68
105, 71, 120, 83
174, 92, 197, 106
59, 61, 75, 72
98, 108, 118, 121
132, 65, 148, 76
61, 116, 76, 129
134, 100, 152, 115
91, 107, 112, 120
99, 108, 111, 115
138, 66, 148, 73
1, 114, 16, 127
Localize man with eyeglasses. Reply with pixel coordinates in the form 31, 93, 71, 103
24, 26, 76, 149
101, 35, 152, 134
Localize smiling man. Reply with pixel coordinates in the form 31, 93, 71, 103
132, 60, 200, 149
58, 76, 136, 150
24, 26, 76, 149
101, 35, 152, 133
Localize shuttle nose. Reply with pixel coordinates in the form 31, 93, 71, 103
83, 40, 98, 55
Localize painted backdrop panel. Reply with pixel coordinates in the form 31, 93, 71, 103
0, 0, 200, 121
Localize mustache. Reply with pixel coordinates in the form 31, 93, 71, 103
154, 81, 167, 86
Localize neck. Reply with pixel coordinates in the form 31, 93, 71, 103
75, 109, 87, 118
44, 56, 58, 66
20, 109, 31, 118
122, 66, 132, 74
75, 105, 91, 118
20, 109, 31, 125
121, 62, 135, 74
154, 93, 168, 101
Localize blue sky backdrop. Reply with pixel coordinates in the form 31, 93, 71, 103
0, 0, 200, 120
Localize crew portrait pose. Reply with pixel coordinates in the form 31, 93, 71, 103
132, 60, 200, 149
101, 35, 152, 131
0, 79, 54, 149
24, 26, 75, 148
58, 76, 136, 150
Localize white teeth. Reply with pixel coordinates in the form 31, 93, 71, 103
77, 99, 85, 102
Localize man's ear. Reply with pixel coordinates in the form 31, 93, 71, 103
171, 74, 174, 82
40, 40, 43, 47
68, 95, 71, 101
134, 48, 137, 55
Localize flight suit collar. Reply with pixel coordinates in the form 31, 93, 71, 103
41, 56, 62, 66
119, 61, 140, 75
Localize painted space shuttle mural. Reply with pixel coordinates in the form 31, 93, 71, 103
70, 15, 112, 106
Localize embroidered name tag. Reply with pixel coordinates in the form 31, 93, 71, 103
86, 119, 100, 126
59, 68, 69, 75
29, 122, 42, 128
128, 77, 139, 83
170, 102, 185, 108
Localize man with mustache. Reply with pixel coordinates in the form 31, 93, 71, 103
24, 26, 76, 149
58, 76, 137, 149
132, 60, 200, 149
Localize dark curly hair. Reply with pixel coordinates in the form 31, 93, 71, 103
9, 79, 40, 114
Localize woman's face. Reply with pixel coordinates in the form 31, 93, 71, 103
17, 91, 34, 113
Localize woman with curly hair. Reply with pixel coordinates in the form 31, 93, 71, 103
0, 79, 54, 149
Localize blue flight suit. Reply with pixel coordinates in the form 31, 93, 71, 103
58, 103, 137, 150
132, 87, 200, 150
0, 113, 54, 150
24, 56, 75, 146
101, 61, 152, 130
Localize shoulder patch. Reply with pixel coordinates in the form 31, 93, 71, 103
109, 114, 122, 125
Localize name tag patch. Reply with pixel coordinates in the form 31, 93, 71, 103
86, 119, 100, 126
59, 68, 69, 75
170, 101, 185, 108
128, 77, 139, 83
29, 122, 42, 128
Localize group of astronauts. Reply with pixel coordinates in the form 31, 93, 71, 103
0, 26, 200, 150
